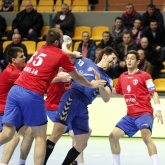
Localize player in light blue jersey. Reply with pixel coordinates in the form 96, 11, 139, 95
44, 46, 117, 165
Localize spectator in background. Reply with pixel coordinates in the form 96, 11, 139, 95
111, 17, 128, 44
143, 20, 165, 63
113, 32, 137, 78
77, 31, 96, 62
7, 1, 43, 42
130, 19, 143, 45
138, 37, 164, 79
94, 47, 102, 63
1, 0, 13, 11
53, 3, 75, 37
0, 15, 7, 39
97, 31, 115, 49
122, 3, 141, 30
2, 34, 27, 70
142, 4, 164, 29
137, 49, 153, 76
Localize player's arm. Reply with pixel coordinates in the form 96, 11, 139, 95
98, 86, 111, 102
51, 72, 72, 83
151, 92, 163, 124
68, 70, 106, 88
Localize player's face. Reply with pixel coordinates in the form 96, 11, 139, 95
126, 54, 139, 69
104, 53, 117, 70
12, 52, 26, 70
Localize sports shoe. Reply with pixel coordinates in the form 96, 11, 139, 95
70, 160, 78, 165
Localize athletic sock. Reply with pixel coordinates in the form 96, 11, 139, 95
112, 154, 120, 165
62, 147, 80, 165
18, 159, 26, 165
151, 154, 159, 165
0, 163, 8, 165
43, 139, 55, 165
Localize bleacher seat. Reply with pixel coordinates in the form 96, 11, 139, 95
38, 26, 50, 40
1, 26, 12, 40
37, 41, 46, 50
22, 41, 36, 55
73, 41, 81, 51
153, 78, 165, 92
72, 26, 91, 40
90, 26, 109, 40
113, 78, 118, 87
160, 61, 165, 73
72, 6, 88, 12
95, 41, 100, 46
37, 6, 54, 12
2, 41, 12, 52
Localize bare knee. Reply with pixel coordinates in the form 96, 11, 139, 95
109, 132, 119, 143
142, 133, 152, 144
12, 132, 20, 144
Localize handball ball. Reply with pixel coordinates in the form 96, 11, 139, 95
63, 35, 72, 45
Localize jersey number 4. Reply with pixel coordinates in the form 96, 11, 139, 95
27, 52, 47, 66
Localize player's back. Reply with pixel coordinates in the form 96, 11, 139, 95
72, 58, 112, 104
15, 45, 75, 95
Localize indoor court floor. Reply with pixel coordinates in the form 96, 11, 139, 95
0, 136, 165, 165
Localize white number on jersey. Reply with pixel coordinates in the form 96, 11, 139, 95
77, 59, 84, 66
28, 52, 47, 66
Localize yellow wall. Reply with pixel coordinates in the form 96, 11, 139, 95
47, 96, 165, 138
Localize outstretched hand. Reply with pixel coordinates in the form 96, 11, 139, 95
73, 51, 82, 58
93, 69, 100, 80
154, 111, 163, 124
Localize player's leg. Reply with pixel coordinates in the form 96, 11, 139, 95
44, 122, 67, 165
109, 115, 139, 165
18, 126, 34, 165
1, 132, 20, 165
136, 114, 159, 165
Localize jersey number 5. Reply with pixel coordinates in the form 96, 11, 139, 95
28, 52, 47, 66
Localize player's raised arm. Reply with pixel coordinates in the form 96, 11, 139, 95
51, 72, 72, 83
151, 92, 163, 124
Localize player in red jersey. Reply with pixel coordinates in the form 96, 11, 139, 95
109, 50, 163, 165
0, 28, 106, 165
0, 47, 33, 165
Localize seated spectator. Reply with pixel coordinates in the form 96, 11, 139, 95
110, 17, 128, 44
0, 14, 7, 39
122, 3, 141, 30
53, 3, 75, 37
7, 1, 43, 42
112, 32, 137, 78
130, 19, 143, 45
137, 49, 153, 76
77, 31, 96, 62
2, 34, 27, 70
97, 31, 115, 49
143, 20, 165, 63
94, 47, 102, 63
137, 37, 164, 79
142, 4, 164, 29
1, 0, 13, 11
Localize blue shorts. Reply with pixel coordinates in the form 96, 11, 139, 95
2, 85, 47, 130
116, 114, 154, 137
54, 89, 89, 135
0, 114, 3, 132
46, 110, 58, 122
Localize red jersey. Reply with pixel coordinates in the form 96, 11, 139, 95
115, 70, 156, 117
0, 65, 21, 114
45, 80, 72, 110
15, 45, 75, 95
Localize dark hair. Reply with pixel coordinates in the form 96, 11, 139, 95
102, 31, 110, 36
97, 46, 117, 62
137, 48, 146, 56
123, 31, 131, 37
126, 50, 140, 60
95, 47, 102, 52
150, 19, 158, 24
46, 28, 63, 45
148, 4, 155, 9
115, 17, 122, 21
134, 18, 142, 23
7, 47, 23, 63
126, 3, 134, 7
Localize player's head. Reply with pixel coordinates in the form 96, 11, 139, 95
97, 46, 117, 71
7, 47, 26, 70
46, 28, 63, 49
62, 35, 72, 50
125, 50, 140, 69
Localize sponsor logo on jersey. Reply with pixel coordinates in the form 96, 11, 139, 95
124, 94, 138, 106
78, 70, 83, 74
83, 73, 94, 77
127, 85, 131, 93
146, 79, 156, 91
87, 67, 93, 71
133, 79, 138, 85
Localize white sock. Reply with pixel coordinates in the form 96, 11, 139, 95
18, 159, 26, 165
151, 154, 159, 165
112, 154, 120, 165
0, 163, 8, 165
78, 163, 85, 165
